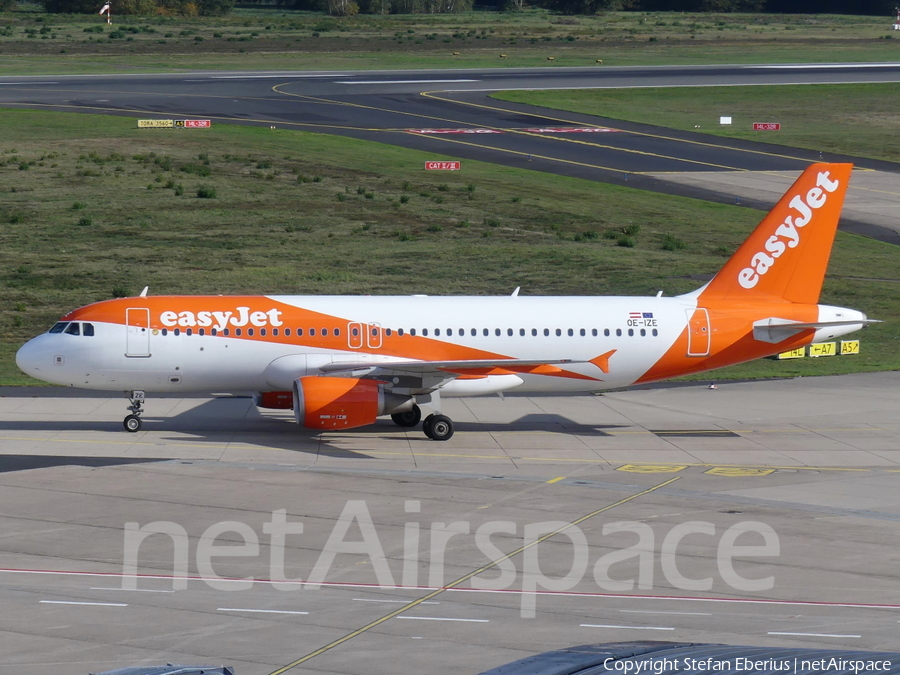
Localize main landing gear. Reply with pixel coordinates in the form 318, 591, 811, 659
390, 403, 454, 441
123, 390, 145, 432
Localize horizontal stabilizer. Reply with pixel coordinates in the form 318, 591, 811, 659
752, 317, 879, 344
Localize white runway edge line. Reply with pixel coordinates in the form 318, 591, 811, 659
342, 79, 479, 84
40, 600, 127, 607
91, 587, 174, 593
582, 624, 675, 631
768, 632, 861, 638
218, 608, 309, 615
211, 74, 353, 79
0, 82, 59, 85
397, 616, 489, 623
620, 610, 711, 616
754, 63, 900, 69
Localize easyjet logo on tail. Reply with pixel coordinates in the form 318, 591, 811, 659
737, 171, 841, 290
159, 307, 284, 330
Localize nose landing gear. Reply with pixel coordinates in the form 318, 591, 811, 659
124, 390, 145, 432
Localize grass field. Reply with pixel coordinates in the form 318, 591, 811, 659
1, 7, 899, 74
0, 108, 897, 385
493, 83, 900, 164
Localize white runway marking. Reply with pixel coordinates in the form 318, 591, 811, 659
754, 63, 900, 69
398, 616, 488, 622
40, 600, 127, 607
343, 79, 479, 85
353, 598, 439, 604
0, 82, 59, 85
582, 624, 675, 631
620, 610, 711, 616
768, 631, 861, 638
217, 608, 309, 615
90, 587, 174, 593
212, 74, 351, 79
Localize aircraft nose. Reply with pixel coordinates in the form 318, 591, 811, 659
16, 336, 57, 380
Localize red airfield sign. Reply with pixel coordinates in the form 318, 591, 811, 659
753, 123, 781, 131
425, 161, 461, 171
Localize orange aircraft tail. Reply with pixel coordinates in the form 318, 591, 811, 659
701, 163, 852, 305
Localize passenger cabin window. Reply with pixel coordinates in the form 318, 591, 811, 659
410, 328, 417, 336
223, 328, 230, 336
568, 329, 574, 337
435, 329, 441, 337
272, 328, 278, 336
556, 329, 562, 337
532, 329, 538, 336
247, 328, 254, 336
64, 322, 80, 336
604, 329, 610, 337
386, 328, 393, 336
83, 323, 95, 337
520, 329, 525, 336
199, 328, 205, 336
422, 329, 428, 336
321, 328, 328, 337
187, 328, 193, 336
334, 328, 340, 337
616, 329, 622, 337
49, 322, 68, 334
398, 329, 405, 336
652, 329, 658, 337
495, 328, 501, 336
628, 329, 634, 337
471, 328, 476, 336
174, 328, 181, 336
309, 328, 316, 337
593, 329, 598, 337
543, 329, 549, 337
482, 328, 489, 337
211, 328, 218, 336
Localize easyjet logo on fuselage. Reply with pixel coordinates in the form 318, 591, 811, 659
737, 171, 840, 290
159, 307, 284, 331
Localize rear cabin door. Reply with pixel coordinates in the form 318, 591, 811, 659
685, 308, 711, 357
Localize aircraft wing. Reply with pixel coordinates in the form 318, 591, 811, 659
317, 351, 615, 393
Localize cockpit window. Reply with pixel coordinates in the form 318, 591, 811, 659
49, 322, 68, 334
83, 323, 95, 337
64, 322, 81, 336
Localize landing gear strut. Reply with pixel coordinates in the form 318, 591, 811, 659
391, 404, 422, 428
124, 390, 145, 432
422, 413, 453, 441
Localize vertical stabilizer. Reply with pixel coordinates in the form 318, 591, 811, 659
702, 163, 852, 304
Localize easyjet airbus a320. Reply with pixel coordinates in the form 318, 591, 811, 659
16, 164, 873, 441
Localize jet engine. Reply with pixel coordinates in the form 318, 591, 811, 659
292, 376, 413, 430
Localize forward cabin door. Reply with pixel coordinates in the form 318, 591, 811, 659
126, 308, 151, 357
685, 308, 711, 357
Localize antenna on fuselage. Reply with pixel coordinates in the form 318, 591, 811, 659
139, 286, 149, 297
511, 286, 520, 297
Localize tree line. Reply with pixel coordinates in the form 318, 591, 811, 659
34, 0, 895, 19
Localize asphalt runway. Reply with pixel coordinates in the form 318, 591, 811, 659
2, 64, 900, 240
1, 372, 899, 674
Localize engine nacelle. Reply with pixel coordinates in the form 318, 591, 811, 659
292, 377, 413, 430
253, 391, 294, 409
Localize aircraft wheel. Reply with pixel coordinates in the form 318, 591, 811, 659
124, 414, 142, 433
391, 405, 421, 428
425, 414, 453, 441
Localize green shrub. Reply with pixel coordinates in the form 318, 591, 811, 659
196, 186, 217, 199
